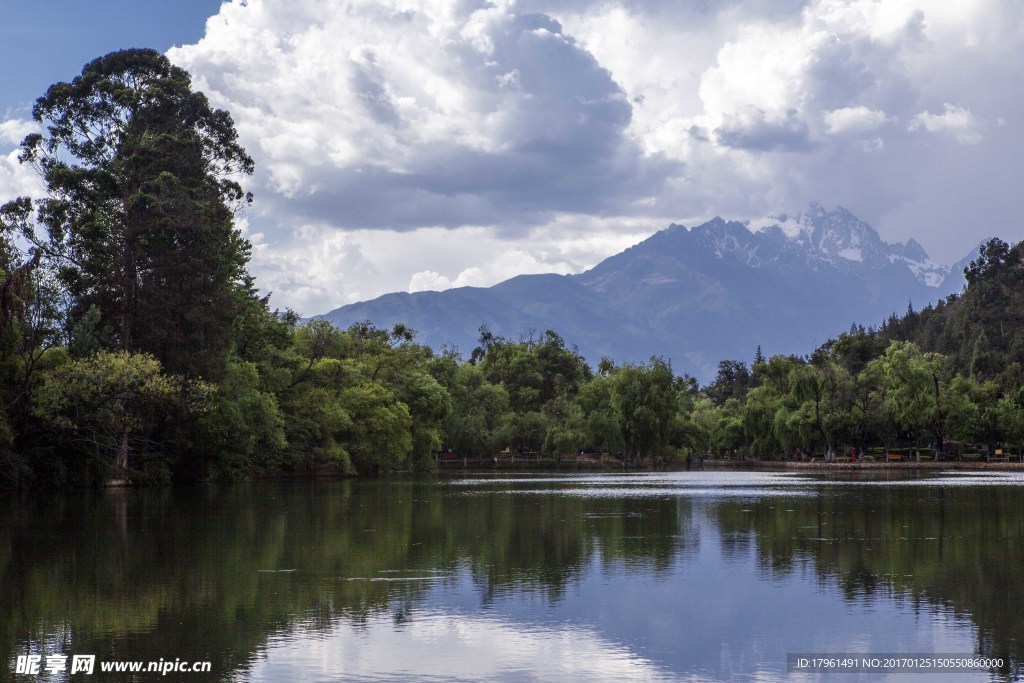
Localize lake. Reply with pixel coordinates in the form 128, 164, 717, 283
3, 471, 1024, 681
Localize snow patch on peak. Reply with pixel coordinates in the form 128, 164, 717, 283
687, 204, 955, 288
838, 247, 863, 262
889, 253, 950, 287
918, 270, 947, 287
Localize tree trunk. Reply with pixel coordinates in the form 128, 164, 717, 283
932, 373, 944, 461
121, 215, 138, 351
113, 428, 130, 480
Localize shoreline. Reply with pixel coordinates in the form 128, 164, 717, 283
703, 459, 1024, 471
437, 458, 1024, 473
68, 458, 1024, 489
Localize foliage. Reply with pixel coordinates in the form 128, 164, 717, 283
14, 48, 254, 380
430, 359, 509, 458
608, 358, 677, 461
195, 359, 287, 478
32, 350, 209, 483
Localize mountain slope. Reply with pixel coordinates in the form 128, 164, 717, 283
317, 205, 976, 381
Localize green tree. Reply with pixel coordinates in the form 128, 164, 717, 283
968, 329, 1000, 380
395, 368, 450, 469
340, 322, 450, 468
849, 359, 885, 450
867, 341, 946, 459
542, 395, 587, 458
714, 398, 747, 457
32, 350, 209, 483
575, 375, 625, 456
945, 376, 1002, 453
704, 360, 753, 406
743, 354, 827, 459
801, 355, 855, 456
608, 358, 677, 462
195, 358, 287, 477
14, 49, 254, 379
338, 382, 413, 474
431, 361, 509, 458
997, 389, 1024, 455
964, 237, 1011, 287
0, 201, 75, 468
742, 385, 784, 457
476, 329, 590, 413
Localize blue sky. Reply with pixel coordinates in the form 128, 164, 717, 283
2, 1, 1023, 316
1, 0, 221, 115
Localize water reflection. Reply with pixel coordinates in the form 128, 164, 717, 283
2, 473, 1023, 680
246, 612, 680, 683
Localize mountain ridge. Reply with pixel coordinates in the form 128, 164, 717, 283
317, 205, 977, 381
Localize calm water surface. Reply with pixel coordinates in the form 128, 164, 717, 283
4, 471, 1024, 681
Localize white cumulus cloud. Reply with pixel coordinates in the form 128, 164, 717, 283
909, 103, 983, 144
824, 106, 892, 134
0, 118, 43, 202
0, 118, 36, 146
167, 0, 672, 232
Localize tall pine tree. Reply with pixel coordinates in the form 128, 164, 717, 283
15, 49, 254, 379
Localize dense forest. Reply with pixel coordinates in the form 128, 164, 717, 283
1, 49, 1023, 488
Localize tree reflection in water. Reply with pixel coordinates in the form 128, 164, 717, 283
1, 474, 1022, 680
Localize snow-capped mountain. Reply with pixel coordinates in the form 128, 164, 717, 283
317, 205, 976, 381
745, 204, 951, 286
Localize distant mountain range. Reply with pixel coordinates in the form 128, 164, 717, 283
317, 205, 978, 381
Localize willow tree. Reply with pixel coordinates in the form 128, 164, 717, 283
869, 341, 947, 459
15, 48, 254, 379
609, 358, 677, 462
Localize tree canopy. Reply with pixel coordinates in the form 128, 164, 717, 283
18, 48, 254, 379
